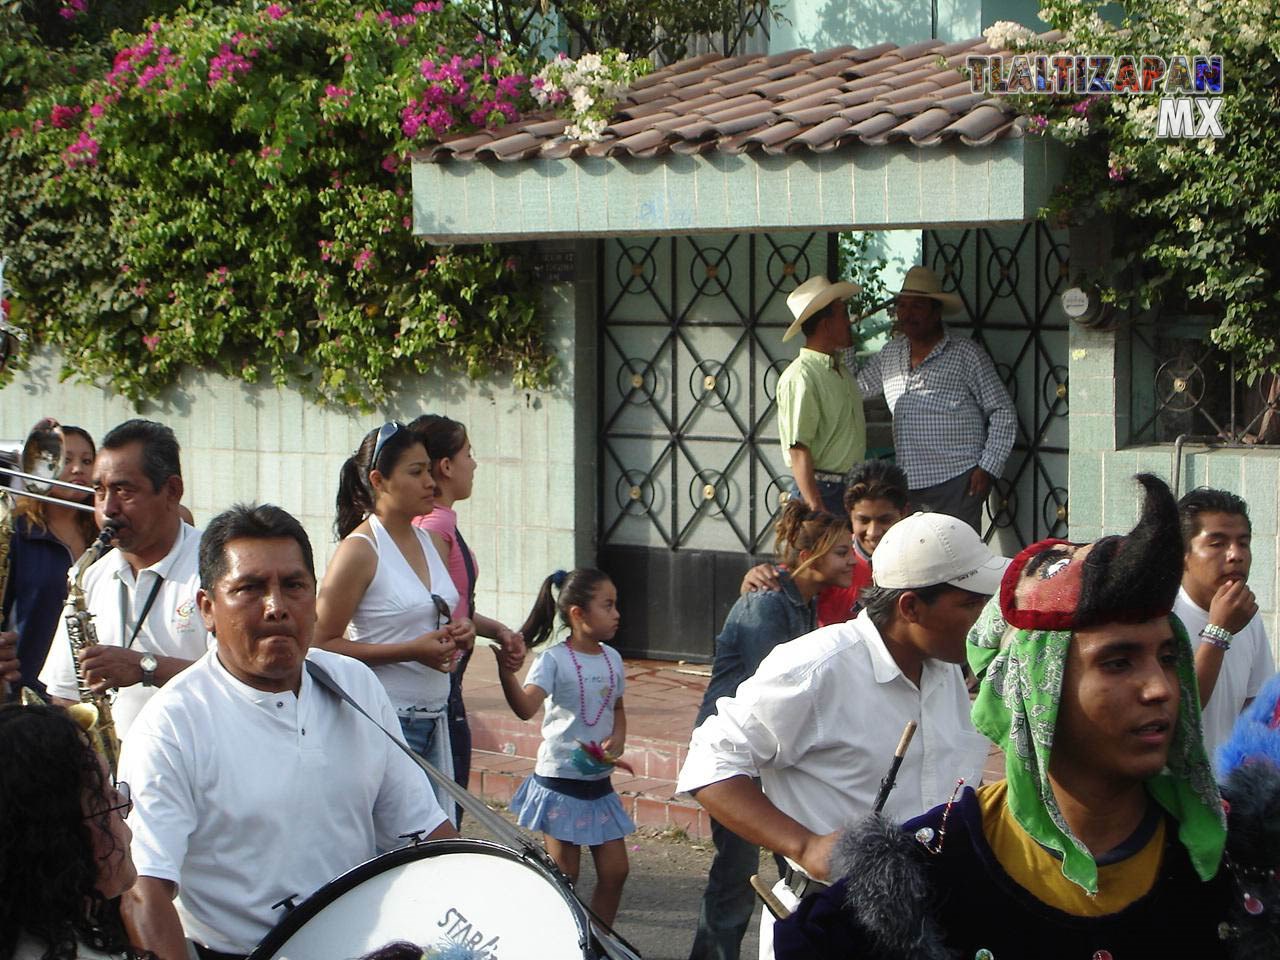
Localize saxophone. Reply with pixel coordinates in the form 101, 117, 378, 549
64, 522, 121, 776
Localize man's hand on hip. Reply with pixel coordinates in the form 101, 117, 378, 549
967, 467, 994, 499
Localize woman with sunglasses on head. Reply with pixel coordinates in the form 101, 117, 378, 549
315, 422, 470, 818
407, 415, 526, 807
0, 703, 146, 960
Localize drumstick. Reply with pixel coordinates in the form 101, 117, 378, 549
750, 874, 792, 921
872, 721, 917, 814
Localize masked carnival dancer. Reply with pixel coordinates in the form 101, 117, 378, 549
776, 474, 1237, 960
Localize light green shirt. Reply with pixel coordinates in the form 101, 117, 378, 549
777, 347, 866, 474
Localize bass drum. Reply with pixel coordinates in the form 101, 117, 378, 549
247, 839, 599, 960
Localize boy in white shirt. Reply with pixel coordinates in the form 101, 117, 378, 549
1174, 487, 1275, 765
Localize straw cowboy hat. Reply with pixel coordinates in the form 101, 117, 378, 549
782, 276, 861, 342
896, 265, 963, 315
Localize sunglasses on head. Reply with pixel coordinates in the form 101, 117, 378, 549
369, 420, 406, 478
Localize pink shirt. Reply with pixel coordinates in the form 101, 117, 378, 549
413, 505, 476, 619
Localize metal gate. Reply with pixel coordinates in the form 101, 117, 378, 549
597, 233, 836, 660
923, 223, 1071, 554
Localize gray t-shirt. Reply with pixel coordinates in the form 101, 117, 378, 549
527, 642, 626, 779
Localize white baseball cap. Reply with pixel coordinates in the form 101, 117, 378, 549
872, 511, 1009, 594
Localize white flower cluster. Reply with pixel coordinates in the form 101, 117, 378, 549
532, 50, 646, 142
983, 20, 1037, 50
1052, 115, 1091, 141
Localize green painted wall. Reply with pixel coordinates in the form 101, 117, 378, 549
766, 0, 1047, 52
1068, 320, 1280, 652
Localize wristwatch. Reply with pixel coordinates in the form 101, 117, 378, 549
139, 653, 159, 687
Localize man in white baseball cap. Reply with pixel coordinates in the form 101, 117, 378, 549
677, 510, 1007, 959
777, 276, 866, 516
855, 265, 1015, 533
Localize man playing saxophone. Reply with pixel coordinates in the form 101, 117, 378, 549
40, 419, 210, 734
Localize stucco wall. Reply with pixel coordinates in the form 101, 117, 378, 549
0, 242, 598, 632
1068, 320, 1280, 650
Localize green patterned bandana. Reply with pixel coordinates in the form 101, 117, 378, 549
967, 597, 1226, 893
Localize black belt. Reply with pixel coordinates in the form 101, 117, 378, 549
782, 863, 830, 900
192, 944, 247, 960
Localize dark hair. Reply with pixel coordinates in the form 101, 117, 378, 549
799, 297, 841, 339
334, 424, 425, 540
773, 499, 851, 573
100, 419, 181, 491
843, 459, 909, 514
1178, 486, 1251, 544
519, 568, 613, 648
407, 414, 468, 472
0, 705, 145, 959
200, 503, 316, 592
862, 582, 954, 633
15, 425, 98, 545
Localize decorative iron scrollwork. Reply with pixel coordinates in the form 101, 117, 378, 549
1154, 357, 1205, 412
1043, 487, 1069, 533
689, 470, 730, 516
1043, 365, 1069, 415
989, 479, 1019, 529
688, 244, 732, 297
616, 358, 658, 405
615, 471, 656, 515
690, 360, 731, 408
615, 245, 658, 294
766, 244, 811, 290
763, 358, 790, 403
986, 245, 1019, 297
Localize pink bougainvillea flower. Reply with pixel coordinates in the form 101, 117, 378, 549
381, 154, 399, 172
50, 104, 82, 128
264, 3, 288, 19
142, 334, 160, 352
353, 249, 374, 271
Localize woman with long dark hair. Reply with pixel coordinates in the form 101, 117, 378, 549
0, 703, 144, 959
3, 420, 98, 696
408, 414, 525, 802
315, 422, 471, 816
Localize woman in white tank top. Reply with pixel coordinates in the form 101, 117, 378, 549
314, 421, 469, 815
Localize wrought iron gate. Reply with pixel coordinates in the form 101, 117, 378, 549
597, 233, 836, 660
923, 223, 1071, 554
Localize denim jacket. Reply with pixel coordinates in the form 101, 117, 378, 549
4, 516, 76, 695
695, 569, 817, 728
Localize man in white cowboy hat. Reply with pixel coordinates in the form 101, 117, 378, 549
777, 276, 866, 516
677, 510, 1005, 960
854, 265, 1015, 533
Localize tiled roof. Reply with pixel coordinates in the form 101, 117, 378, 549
419, 33, 1061, 163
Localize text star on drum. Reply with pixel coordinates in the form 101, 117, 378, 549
118, 503, 456, 960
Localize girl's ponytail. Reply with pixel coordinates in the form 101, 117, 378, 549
335, 456, 373, 540
519, 568, 612, 646
519, 571, 563, 648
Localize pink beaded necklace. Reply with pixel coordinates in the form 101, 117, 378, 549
565, 641, 616, 727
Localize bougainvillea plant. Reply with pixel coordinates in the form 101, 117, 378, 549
1, 0, 550, 408
980, 2, 1280, 381
531, 50, 649, 140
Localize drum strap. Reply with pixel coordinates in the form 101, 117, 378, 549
304, 659, 644, 960
304, 659, 524, 849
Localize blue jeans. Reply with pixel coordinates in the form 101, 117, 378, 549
789, 479, 847, 517
688, 817, 761, 960
398, 713, 442, 763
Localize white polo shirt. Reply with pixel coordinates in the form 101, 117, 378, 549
40, 522, 210, 734
1173, 587, 1276, 766
677, 611, 989, 833
119, 647, 449, 954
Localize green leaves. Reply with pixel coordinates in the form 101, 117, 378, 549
1, 0, 550, 409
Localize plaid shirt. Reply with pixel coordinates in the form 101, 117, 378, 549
848, 332, 1015, 489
